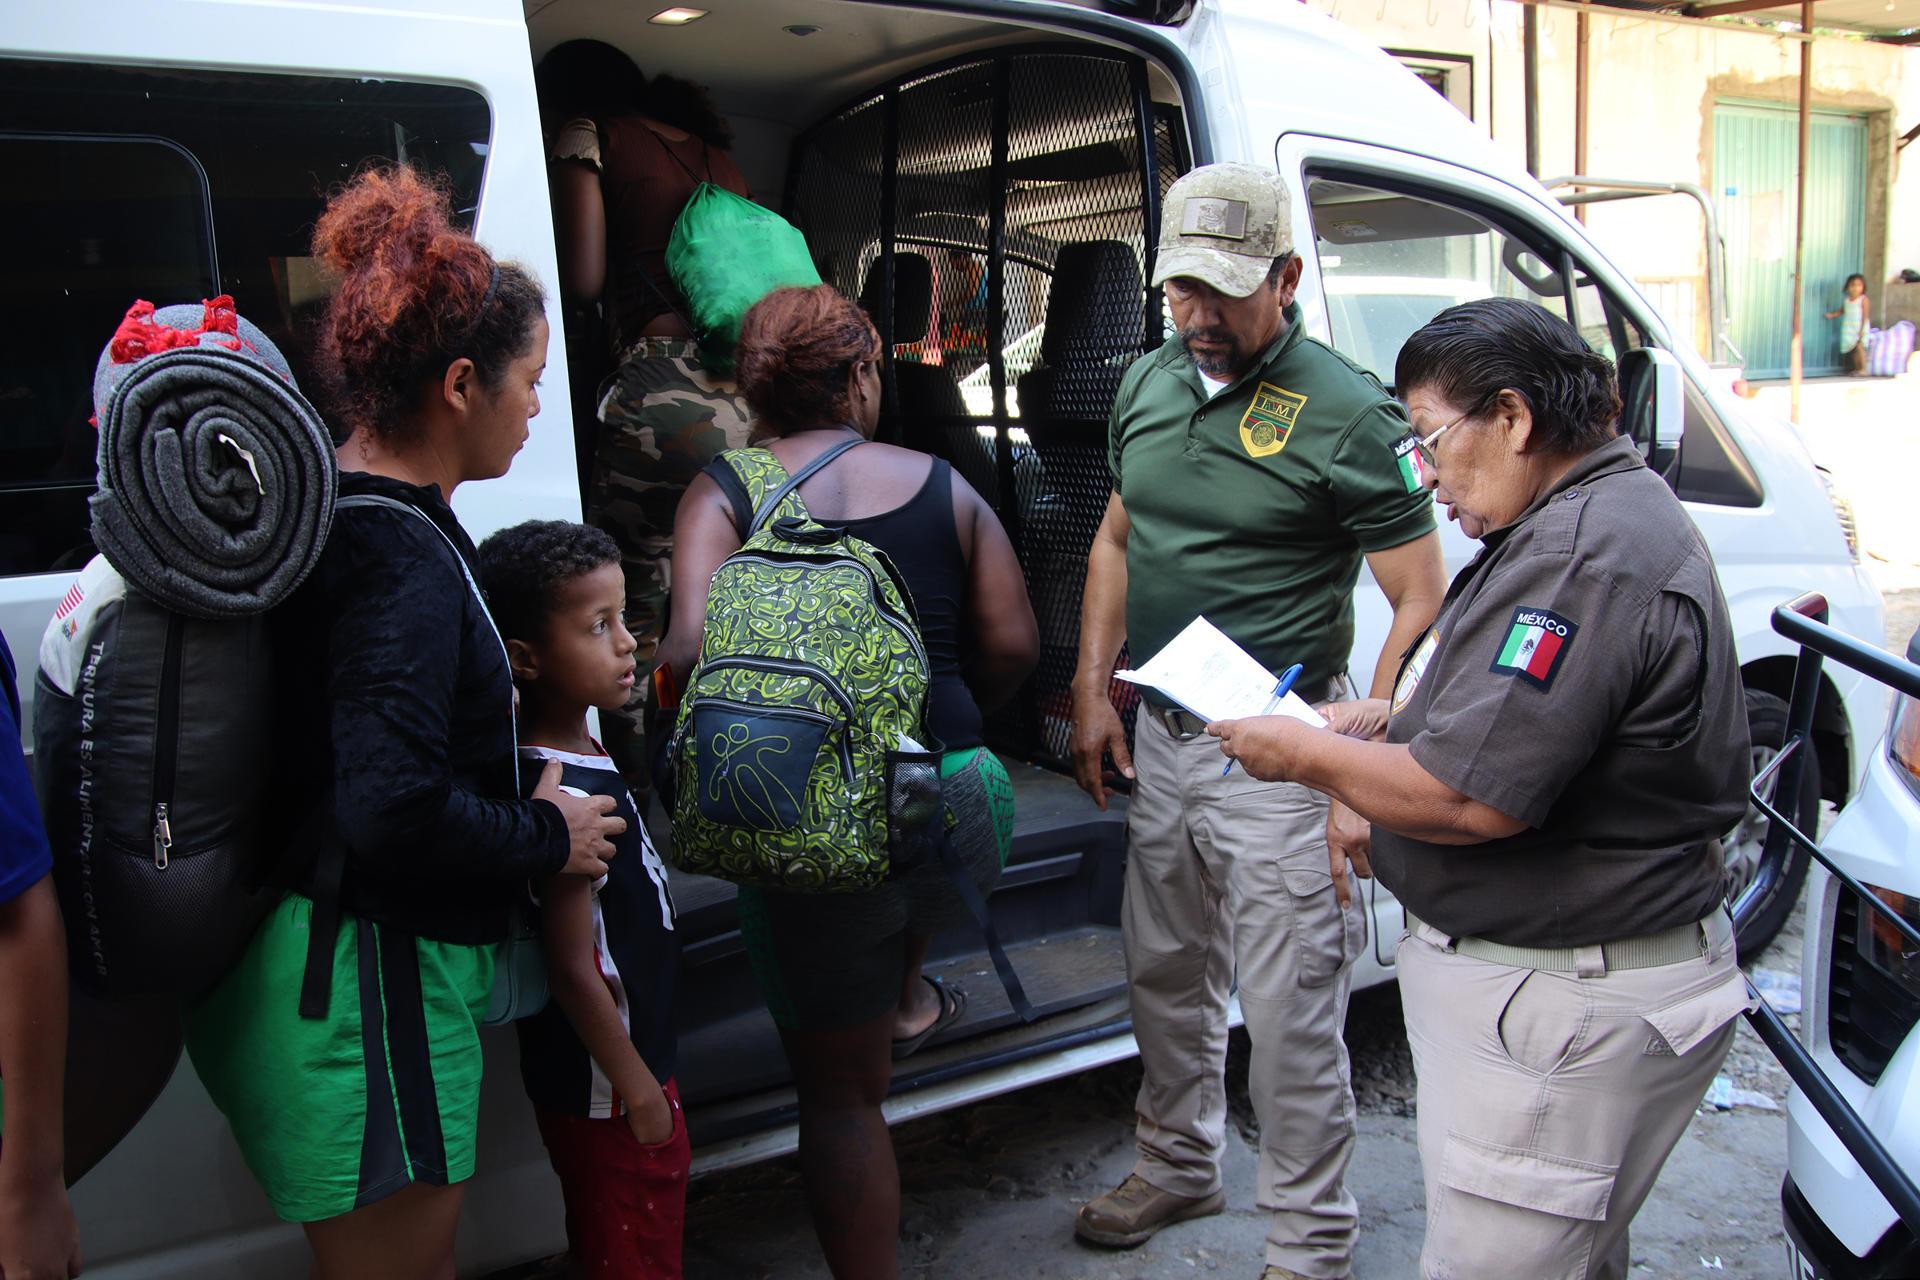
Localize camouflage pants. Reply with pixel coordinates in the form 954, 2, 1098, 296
587, 338, 757, 791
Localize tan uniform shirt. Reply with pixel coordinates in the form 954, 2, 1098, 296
1371, 435, 1750, 948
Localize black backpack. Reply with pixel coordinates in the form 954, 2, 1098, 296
34, 557, 275, 999
33, 299, 335, 1001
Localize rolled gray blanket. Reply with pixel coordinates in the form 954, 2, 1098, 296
90, 309, 336, 618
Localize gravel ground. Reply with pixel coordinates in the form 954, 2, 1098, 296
680, 986, 1804, 1280
675, 874, 1813, 1279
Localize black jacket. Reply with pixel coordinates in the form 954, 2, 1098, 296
271, 471, 567, 943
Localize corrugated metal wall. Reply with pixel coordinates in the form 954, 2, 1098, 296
1715, 102, 1869, 379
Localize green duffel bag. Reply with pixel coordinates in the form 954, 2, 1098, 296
667, 182, 822, 375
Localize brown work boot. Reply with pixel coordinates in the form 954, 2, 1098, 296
1074, 1173, 1226, 1248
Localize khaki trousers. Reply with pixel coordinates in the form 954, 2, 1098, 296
1397, 912, 1753, 1280
1122, 714, 1365, 1278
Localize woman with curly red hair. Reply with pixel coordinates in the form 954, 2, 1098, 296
183, 165, 625, 1279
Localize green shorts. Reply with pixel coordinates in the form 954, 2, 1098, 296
183, 894, 496, 1222
738, 747, 1016, 1032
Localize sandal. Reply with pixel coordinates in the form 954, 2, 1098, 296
891, 976, 967, 1060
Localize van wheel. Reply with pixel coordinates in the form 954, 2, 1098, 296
1726, 688, 1816, 960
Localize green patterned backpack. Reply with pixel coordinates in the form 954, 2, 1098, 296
668, 439, 946, 893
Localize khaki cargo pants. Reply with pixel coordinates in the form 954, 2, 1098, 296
1123, 712, 1365, 1279
1397, 910, 1752, 1280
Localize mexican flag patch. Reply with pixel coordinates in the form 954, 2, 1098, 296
1392, 435, 1429, 493
1489, 606, 1577, 689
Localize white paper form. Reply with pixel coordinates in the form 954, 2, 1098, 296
1115, 616, 1327, 727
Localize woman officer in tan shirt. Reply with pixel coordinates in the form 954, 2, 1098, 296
1207, 297, 1754, 1280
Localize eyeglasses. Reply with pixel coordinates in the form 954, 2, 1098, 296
1412, 409, 1472, 472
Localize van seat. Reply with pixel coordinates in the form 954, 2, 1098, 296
1013, 240, 1147, 763
858, 252, 966, 428
1016, 240, 1143, 424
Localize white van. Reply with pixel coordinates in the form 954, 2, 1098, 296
1, 0, 1886, 1274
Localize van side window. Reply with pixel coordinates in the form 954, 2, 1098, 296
0, 135, 219, 576
1674, 378, 1764, 507
0, 58, 490, 579
1305, 176, 1569, 387
1571, 268, 1651, 364
1551, 265, 1759, 506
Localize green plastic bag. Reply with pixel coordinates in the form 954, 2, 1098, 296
666, 183, 822, 375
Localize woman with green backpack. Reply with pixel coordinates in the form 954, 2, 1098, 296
661, 284, 1039, 1280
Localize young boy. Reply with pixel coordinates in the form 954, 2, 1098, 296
478, 520, 687, 1278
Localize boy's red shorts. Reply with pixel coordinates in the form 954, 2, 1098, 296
534, 1077, 691, 1279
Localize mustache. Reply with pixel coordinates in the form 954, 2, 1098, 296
1179, 325, 1235, 347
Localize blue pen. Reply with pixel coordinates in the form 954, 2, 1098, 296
1222, 662, 1304, 777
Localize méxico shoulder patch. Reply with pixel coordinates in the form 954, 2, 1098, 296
1239, 381, 1306, 458
1391, 434, 1430, 493
1488, 606, 1577, 690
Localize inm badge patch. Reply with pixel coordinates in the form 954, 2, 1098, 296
1489, 606, 1577, 689
1239, 381, 1306, 458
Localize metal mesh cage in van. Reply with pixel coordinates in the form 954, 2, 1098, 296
787, 48, 1188, 766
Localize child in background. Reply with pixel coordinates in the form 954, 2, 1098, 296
478, 520, 688, 1279
1825, 273, 1871, 375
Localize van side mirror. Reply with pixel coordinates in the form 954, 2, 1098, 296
1617, 347, 1682, 478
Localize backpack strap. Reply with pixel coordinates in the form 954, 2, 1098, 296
701, 456, 756, 540
297, 493, 518, 1019
935, 829, 1035, 1023
749, 437, 864, 533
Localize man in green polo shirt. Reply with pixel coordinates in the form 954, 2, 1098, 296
1069, 163, 1444, 1280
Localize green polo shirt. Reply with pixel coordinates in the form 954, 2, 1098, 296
1109, 305, 1435, 692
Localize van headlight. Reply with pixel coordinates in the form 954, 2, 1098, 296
1817, 467, 1861, 564
1829, 881, 1920, 1084
1892, 691, 1920, 804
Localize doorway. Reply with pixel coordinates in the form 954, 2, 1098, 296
1713, 101, 1868, 379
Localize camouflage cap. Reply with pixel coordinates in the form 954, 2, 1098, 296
1150, 163, 1293, 298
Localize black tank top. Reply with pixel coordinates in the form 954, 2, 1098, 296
704, 453, 984, 750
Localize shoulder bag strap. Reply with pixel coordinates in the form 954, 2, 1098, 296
636, 124, 704, 338
935, 829, 1035, 1023
749, 437, 863, 534
333, 494, 516, 750
298, 494, 518, 1019
646, 123, 706, 185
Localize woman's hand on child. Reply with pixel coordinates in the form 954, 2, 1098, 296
535, 760, 627, 878
627, 1085, 675, 1146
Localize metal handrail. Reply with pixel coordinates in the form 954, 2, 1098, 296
1543, 175, 1734, 366
1735, 591, 1920, 1237
1747, 742, 1920, 953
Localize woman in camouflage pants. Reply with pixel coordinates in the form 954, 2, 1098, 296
539, 38, 757, 790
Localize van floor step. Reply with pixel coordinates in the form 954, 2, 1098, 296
679, 924, 1125, 1110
